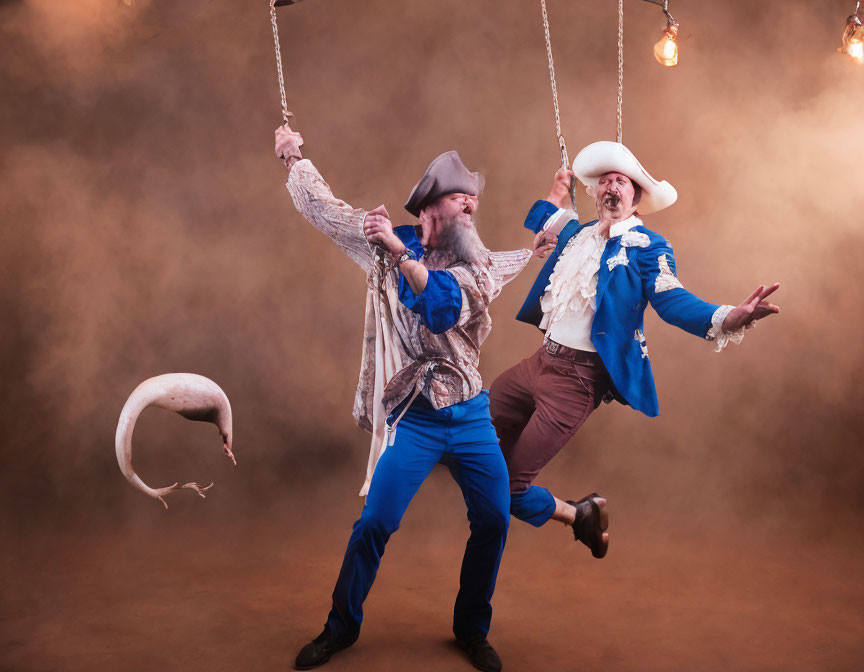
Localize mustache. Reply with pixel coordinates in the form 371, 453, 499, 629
603, 193, 621, 207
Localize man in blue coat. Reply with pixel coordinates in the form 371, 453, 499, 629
489, 141, 780, 558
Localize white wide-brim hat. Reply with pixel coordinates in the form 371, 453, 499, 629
572, 141, 677, 215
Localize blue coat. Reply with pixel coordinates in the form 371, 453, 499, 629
516, 200, 721, 417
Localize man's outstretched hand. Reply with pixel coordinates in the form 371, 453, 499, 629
274, 124, 303, 170
722, 283, 781, 332
533, 231, 557, 259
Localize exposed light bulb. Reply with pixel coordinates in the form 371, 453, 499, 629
841, 8, 864, 64
849, 38, 864, 63
654, 23, 679, 67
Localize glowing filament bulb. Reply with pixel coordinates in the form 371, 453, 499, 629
654, 23, 679, 67
847, 38, 864, 63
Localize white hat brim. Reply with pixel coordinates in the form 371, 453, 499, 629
572, 141, 677, 215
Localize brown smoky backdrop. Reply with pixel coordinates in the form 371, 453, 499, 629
1, 0, 862, 670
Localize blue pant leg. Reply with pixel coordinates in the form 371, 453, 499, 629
509, 485, 557, 527
326, 412, 441, 642
443, 393, 512, 642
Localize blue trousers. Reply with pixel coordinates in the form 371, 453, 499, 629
326, 390, 511, 643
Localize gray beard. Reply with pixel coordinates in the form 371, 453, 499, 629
430, 213, 488, 265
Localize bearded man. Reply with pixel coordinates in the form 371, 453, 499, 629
489, 141, 780, 558
274, 125, 537, 672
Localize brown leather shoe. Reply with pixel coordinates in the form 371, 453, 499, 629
567, 492, 609, 558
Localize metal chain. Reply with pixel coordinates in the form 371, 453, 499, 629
269, 0, 293, 125
617, 0, 624, 144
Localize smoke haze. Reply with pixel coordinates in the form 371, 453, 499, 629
1, 1, 862, 670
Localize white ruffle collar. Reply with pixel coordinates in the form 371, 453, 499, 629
608, 215, 642, 238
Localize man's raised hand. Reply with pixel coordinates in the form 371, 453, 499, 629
275, 124, 303, 170
364, 205, 404, 255
547, 167, 576, 209
721, 283, 781, 332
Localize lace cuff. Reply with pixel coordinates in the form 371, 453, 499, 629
706, 304, 754, 352
542, 207, 577, 235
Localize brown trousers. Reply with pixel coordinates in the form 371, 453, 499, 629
489, 342, 611, 494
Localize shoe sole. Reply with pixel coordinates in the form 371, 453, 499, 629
294, 640, 355, 670
456, 639, 502, 672
570, 492, 609, 559
589, 495, 609, 559
295, 655, 334, 671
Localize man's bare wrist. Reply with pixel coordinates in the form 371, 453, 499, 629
546, 192, 567, 209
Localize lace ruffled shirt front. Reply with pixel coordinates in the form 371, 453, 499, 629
539, 224, 606, 351
539, 215, 644, 350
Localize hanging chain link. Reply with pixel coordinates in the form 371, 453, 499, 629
617, 0, 624, 144
540, 0, 578, 213
269, 1, 294, 126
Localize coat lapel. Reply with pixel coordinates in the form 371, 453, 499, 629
595, 236, 623, 312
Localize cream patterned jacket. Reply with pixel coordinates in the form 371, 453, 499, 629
286, 159, 531, 494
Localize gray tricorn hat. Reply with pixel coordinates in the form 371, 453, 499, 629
404, 150, 485, 217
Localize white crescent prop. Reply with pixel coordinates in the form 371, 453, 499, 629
115, 373, 236, 509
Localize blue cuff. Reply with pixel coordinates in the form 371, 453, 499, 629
524, 200, 561, 233
398, 269, 462, 334
509, 486, 557, 527
393, 225, 424, 260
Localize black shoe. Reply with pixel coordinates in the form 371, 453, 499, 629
457, 637, 502, 672
294, 627, 355, 670
567, 492, 609, 559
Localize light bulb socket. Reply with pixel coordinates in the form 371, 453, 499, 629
840, 14, 864, 63
642, 0, 676, 27
842, 12, 864, 51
